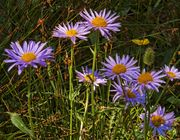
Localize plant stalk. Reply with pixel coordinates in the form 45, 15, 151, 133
69, 45, 74, 140
79, 87, 89, 140
91, 31, 99, 138
27, 69, 34, 138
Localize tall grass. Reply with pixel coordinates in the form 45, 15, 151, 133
0, 0, 180, 139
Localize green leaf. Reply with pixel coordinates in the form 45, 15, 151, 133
7, 112, 34, 138
167, 96, 180, 106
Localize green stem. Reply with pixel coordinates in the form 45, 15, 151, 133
27, 69, 34, 138
79, 87, 89, 140
144, 94, 147, 140
69, 45, 74, 140
91, 31, 99, 138
112, 77, 124, 140
154, 79, 170, 108
144, 91, 151, 140
107, 80, 111, 103
91, 42, 97, 114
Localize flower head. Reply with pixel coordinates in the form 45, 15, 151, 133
101, 54, 140, 81
80, 9, 121, 39
132, 38, 150, 46
76, 66, 107, 90
52, 22, 90, 44
4, 41, 53, 75
140, 106, 175, 136
134, 69, 165, 93
164, 65, 180, 81
111, 81, 145, 106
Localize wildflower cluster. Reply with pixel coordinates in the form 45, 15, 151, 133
101, 53, 178, 136
3, 8, 179, 138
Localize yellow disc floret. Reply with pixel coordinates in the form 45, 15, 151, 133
84, 74, 96, 83
112, 64, 127, 74
151, 115, 165, 127
66, 29, 77, 37
21, 52, 36, 62
126, 89, 136, 98
138, 72, 153, 84
91, 17, 107, 27
167, 71, 176, 78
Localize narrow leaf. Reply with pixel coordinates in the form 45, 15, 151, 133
7, 112, 34, 138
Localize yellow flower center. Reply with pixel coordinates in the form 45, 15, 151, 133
91, 17, 107, 27
167, 71, 176, 78
66, 29, 77, 37
132, 39, 150, 46
112, 64, 127, 74
151, 115, 165, 127
21, 52, 36, 62
126, 89, 136, 98
84, 74, 96, 83
138, 72, 153, 84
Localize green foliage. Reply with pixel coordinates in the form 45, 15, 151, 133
7, 112, 34, 138
0, 0, 179, 139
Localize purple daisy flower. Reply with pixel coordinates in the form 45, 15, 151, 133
140, 106, 175, 136
80, 9, 121, 39
4, 41, 53, 75
111, 81, 145, 106
134, 69, 165, 93
164, 65, 180, 81
101, 54, 140, 81
75, 66, 107, 90
52, 22, 90, 44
